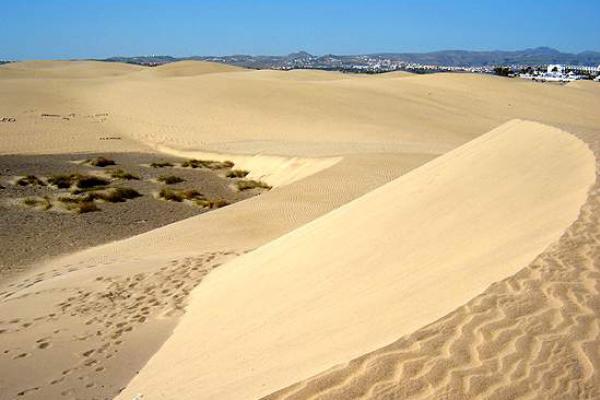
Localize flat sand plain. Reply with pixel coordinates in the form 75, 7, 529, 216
1, 60, 599, 400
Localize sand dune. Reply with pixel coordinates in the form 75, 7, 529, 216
86, 69, 600, 157
0, 60, 144, 79
115, 120, 595, 400
141, 60, 246, 77
1, 60, 600, 400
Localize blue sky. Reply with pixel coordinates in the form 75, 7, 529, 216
1, 0, 599, 60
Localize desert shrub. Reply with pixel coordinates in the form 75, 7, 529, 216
57, 196, 100, 213
22, 196, 52, 210
88, 156, 116, 167
194, 198, 230, 209
226, 169, 249, 178
211, 199, 230, 208
150, 161, 174, 168
47, 174, 74, 189
109, 169, 140, 180
158, 188, 204, 202
76, 202, 100, 213
76, 175, 110, 189
48, 174, 110, 189
180, 159, 234, 170
157, 175, 184, 185
236, 179, 272, 191
16, 175, 46, 187
85, 187, 141, 203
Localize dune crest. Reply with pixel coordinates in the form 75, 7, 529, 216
116, 120, 595, 400
141, 60, 246, 77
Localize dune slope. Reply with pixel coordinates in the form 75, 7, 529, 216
116, 120, 595, 400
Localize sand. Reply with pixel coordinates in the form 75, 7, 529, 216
0, 60, 599, 400
114, 120, 595, 400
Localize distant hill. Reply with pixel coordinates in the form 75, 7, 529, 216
372, 47, 600, 66
101, 47, 600, 69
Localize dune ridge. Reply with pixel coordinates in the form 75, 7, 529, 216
115, 120, 595, 400
263, 127, 600, 400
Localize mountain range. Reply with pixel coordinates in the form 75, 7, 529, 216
103, 47, 600, 69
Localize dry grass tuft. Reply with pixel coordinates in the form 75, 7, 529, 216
236, 179, 272, 191
109, 169, 140, 180
226, 169, 249, 178
150, 161, 174, 168
16, 175, 46, 187
157, 175, 185, 185
87, 156, 116, 167
158, 188, 205, 202
84, 187, 142, 203
195, 198, 231, 209
47, 174, 110, 189
180, 159, 234, 170
22, 196, 52, 210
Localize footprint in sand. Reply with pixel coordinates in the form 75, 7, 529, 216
82, 349, 95, 357
37, 341, 51, 350
13, 352, 30, 359
16, 387, 39, 397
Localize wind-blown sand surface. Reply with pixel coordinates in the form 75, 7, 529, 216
1, 60, 600, 400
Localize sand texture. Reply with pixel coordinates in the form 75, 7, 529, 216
114, 120, 596, 400
1, 60, 600, 400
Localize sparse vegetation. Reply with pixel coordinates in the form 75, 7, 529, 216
180, 159, 234, 170
77, 202, 100, 213
16, 175, 46, 187
157, 175, 184, 185
109, 169, 140, 180
236, 179, 272, 191
47, 174, 110, 189
22, 196, 51, 210
158, 188, 205, 202
75, 175, 110, 189
57, 196, 100, 213
87, 156, 116, 167
194, 198, 230, 209
84, 187, 141, 203
47, 174, 73, 189
226, 169, 249, 178
150, 161, 174, 168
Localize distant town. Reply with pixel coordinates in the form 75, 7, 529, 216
2, 47, 600, 82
